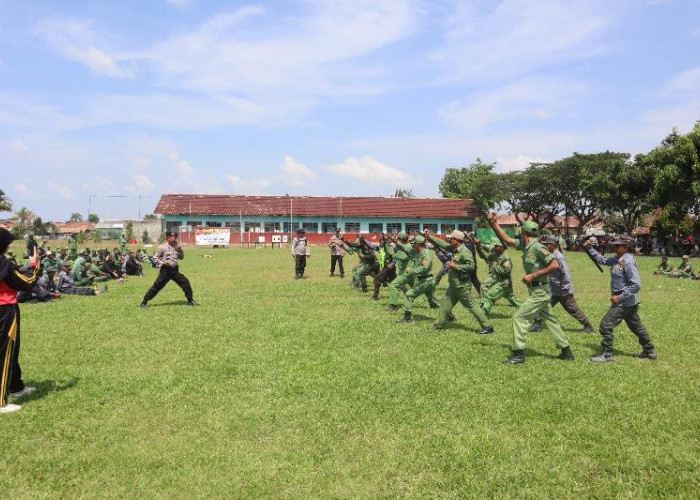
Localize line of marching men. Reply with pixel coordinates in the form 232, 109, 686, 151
325, 215, 658, 365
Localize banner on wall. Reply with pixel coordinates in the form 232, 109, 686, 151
195, 228, 231, 246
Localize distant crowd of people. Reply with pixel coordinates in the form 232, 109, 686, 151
653, 255, 698, 279
8, 233, 153, 302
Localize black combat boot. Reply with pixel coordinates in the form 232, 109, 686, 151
396, 311, 412, 323
477, 326, 494, 335
502, 350, 525, 364
370, 294, 379, 301
581, 324, 594, 333
590, 350, 613, 362
633, 348, 657, 360
558, 346, 574, 360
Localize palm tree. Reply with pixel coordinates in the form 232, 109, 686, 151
68, 213, 83, 223
0, 189, 12, 213
11, 206, 35, 226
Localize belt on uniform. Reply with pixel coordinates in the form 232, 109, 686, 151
527, 279, 548, 288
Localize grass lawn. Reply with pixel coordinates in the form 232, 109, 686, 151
2, 243, 699, 497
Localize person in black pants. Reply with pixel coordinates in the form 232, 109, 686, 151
140, 231, 196, 307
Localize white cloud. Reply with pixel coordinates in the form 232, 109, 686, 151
15, 183, 40, 198
131, 174, 155, 190
10, 139, 30, 153
667, 66, 700, 91
438, 78, 586, 130
33, 18, 137, 78
226, 175, 272, 193
325, 155, 414, 185
166, 0, 193, 7
45, 181, 76, 200
495, 155, 549, 172
431, 0, 618, 84
277, 156, 316, 186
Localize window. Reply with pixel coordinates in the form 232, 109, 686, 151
368, 223, 383, 233
405, 223, 420, 234
206, 221, 222, 227
423, 223, 438, 233
264, 222, 281, 233
386, 222, 402, 233
345, 222, 360, 232
283, 221, 300, 233
441, 224, 455, 234
244, 221, 261, 232
225, 221, 241, 232
458, 223, 473, 233
302, 222, 318, 233
186, 221, 202, 227
165, 221, 181, 232
322, 222, 338, 233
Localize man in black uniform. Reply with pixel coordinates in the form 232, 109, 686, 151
140, 231, 197, 307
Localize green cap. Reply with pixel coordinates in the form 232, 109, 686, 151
397, 231, 407, 240
521, 220, 539, 236
413, 235, 426, 244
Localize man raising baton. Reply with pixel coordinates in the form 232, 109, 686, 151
140, 231, 197, 308
489, 213, 573, 364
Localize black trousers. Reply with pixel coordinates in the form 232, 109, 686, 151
599, 304, 653, 352
295, 255, 307, 276
61, 286, 96, 295
0, 304, 24, 405
330, 255, 344, 276
143, 266, 193, 303
373, 266, 397, 295
535, 294, 592, 327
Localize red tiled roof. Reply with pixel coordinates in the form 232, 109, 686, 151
52, 221, 96, 233
154, 194, 482, 219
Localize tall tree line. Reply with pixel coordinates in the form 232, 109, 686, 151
440, 123, 700, 237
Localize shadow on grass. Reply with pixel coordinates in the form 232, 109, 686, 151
20, 378, 79, 403
148, 300, 193, 307
582, 342, 631, 357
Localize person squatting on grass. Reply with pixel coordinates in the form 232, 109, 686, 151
489, 213, 573, 365
141, 231, 197, 307
0, 228, 40, 414
585, 236, 657, 362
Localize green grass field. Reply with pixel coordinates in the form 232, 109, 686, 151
2, 243, 699, 498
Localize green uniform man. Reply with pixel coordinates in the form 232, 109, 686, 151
397, 235, 438, 323
41, 252, 62, 272
88, 259, 109, 283
489, 214, 573, 364
476, 240, 523, 315
653, 257, 673, 275
386, 232, 414, 311
71, 257, 93, 286
68, 234, 78, 259
344, 237, 379, 292
120, 232, 128, 254
669, 256, 694, 278
428, 230, 493, 333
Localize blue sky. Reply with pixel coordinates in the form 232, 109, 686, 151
1, 0, 699, 220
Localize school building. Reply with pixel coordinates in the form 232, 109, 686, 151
154, 194, 481, 244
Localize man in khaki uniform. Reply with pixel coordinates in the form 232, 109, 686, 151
489, 214, 573, 364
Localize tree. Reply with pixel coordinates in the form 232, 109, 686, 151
12, 207, 35, 226
142, 230, 151, 244
158, 231, 166, 244
88, 213, 100, 224
603, 214, 626, 234
550, 152, 630, 236
93, 229, 102, 244
143, 214, 159, 220
10, 223, 26, 239
598, 155, 655, 234
32, 217, 47, 235
644, 124, 700, 228
69, 213, 83, 223
393, 188, 415, 198
77, 230, 85, 244
125, 221, 134, 241
0, 189, 12, 213
439, 158, 499, 210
